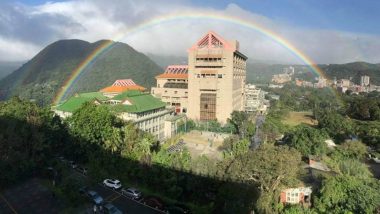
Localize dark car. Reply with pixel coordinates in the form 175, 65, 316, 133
166, 203, 191, 214
103, 203, 123, 214
79, 186, 88, 195
86, 190, 104, 205
76, 166, 88, 175
142, 196, 165, 210
121, 187, 142, 200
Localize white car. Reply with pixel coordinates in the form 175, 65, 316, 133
103, 179, 122, 190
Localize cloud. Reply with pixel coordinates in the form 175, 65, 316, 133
0, 0, 379, 64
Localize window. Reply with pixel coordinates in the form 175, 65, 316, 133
218, 74, 223, 78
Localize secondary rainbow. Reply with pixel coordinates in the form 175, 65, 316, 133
53, 11, 329, 105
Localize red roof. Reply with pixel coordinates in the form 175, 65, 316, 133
100, 79, 145, 93
156, 65, 188, 79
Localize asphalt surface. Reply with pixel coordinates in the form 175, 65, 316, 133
91, 183, 164, 214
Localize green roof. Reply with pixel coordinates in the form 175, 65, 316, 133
77, 92, 108, 101
111, 90, 166, 113
55, 92, 107, 113
56, 90, 166, 114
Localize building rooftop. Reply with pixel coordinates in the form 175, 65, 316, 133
100, 79, 145, 93
156, 65, 188, 79
56, 90, 166, 114
55, 92, 107, 113
111, 90, 166, 113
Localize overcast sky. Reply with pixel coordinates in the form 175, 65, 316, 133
1, 0, 380, 64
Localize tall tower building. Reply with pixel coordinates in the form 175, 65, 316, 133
187, 31, 247, 123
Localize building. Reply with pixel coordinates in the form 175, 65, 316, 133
360, 75, 370, 87
151, 65, 189, 114
100, 79, 145, 98
314, 77, 327, 88
337, 79, 351, 88
271, 73, 291, 84
187, 31, 247, 123
111, 90, 174, 140
245, 84, 267, 114
54, 83, 180, 140
283, 66, 295, 76
280, 187, 312, 206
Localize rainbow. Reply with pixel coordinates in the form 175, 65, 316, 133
53, 11, 331, 104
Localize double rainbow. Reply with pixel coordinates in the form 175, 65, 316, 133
53, 11, 330, 105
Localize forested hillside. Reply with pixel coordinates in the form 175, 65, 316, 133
0, 40, 163, 106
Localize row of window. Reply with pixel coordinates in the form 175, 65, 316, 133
196, 74, 223, 78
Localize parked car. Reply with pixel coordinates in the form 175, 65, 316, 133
67, 161, 77, 169
77, 166, 88, 175
103, 203, 123, 214
103, 179, 122, 190
121, 187, 142, 200
86, 190, 104, 205
79, 186, 88, 195
142, 196, 165, 210
166, 203, 191, 214
58, 156, 66, 162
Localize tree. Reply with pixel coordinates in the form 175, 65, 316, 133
68, 102, 123, 144
225, 144, 302, 213
316, 110, 354, 142
228, 111, 255, 138
314, 175, 380, 214
285, 125, 329, 156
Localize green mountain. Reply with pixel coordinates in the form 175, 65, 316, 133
0, 61, 24, 80
0, 39, 163, 106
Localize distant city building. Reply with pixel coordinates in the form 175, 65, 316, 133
337, 79, 351, 88
283, 66, 295, 75
314, 77, 327, 88
268, 84, 284, 89
360, 75, 370, 86
302, 81, 314, 88
271, 73, 291, 84
244, 84, 267, 114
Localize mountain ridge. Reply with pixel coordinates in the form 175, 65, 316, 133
0, 39, 163, 105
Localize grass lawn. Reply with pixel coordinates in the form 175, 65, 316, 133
282, 111, 318, 126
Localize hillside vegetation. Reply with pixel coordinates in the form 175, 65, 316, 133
0, 40, 163, 106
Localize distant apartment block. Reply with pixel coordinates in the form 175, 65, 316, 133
360, 75, 370, 86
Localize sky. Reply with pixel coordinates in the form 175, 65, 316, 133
1, 0, 380, 64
